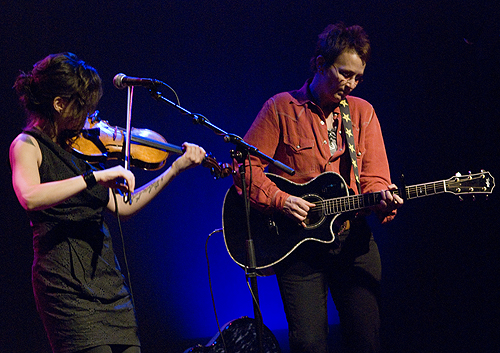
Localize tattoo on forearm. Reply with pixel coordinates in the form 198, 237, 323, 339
131, 175, 164, 203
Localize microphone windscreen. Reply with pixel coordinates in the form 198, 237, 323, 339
113, 73, 126, 89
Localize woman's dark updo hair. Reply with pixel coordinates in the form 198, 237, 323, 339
310, 23, 371, 73
14, 52, 102, 146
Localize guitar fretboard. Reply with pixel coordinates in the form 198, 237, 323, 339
320, 180, 447, 215
403, 180, 447, 200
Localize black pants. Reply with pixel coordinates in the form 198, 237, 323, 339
275, 216, 382, 353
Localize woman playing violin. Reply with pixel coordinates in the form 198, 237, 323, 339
9, 52, 206, 353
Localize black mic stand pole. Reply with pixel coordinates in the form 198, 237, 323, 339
148, 86, 294, 353
224, 134, 293, 353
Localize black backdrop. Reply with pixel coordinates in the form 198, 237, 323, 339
1, 1, 499, 352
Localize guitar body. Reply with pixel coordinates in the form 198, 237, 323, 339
183, 317, 281, 353
222, 172, 351, 271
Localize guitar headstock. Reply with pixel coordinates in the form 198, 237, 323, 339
445, 170, 495, 195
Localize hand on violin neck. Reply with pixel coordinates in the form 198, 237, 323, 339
171, 142, 206, 175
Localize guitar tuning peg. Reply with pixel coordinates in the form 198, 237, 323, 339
455, 172, 462, 177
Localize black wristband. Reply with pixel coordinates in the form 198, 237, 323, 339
82, 170, 97, 188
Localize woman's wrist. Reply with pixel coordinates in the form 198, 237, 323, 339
82, 170, 97, 188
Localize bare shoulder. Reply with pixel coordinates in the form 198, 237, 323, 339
10, 132, 41, 164
12, 132, 36, 145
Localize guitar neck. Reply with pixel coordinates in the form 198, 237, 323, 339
324, 180, 447, 215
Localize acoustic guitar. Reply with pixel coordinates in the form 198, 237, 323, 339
222, 171, 495, 271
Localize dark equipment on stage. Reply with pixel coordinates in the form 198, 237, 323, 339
183, 317, 281, 353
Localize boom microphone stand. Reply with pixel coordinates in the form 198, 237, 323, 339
147, 83, 294, 353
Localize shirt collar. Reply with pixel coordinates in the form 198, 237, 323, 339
289, 78, 315, 106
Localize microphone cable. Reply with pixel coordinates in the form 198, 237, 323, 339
205, 228, 229, 353
112, 190, 137, 311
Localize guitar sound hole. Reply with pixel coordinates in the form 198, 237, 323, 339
302, 194, 324, 229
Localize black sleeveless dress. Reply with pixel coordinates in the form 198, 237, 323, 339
24, 129, 140, 353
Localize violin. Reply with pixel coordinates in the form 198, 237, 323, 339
71, 113, 232, 179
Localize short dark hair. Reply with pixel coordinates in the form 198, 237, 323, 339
14, 53, 102, 144
310, 23, 371, 72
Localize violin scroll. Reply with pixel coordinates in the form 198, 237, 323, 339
203, 153, 233, 179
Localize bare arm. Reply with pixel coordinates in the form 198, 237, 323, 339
10, 133, 135, 211
107, 142, 206, 217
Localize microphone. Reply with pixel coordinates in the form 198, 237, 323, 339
113, 73, 160, 89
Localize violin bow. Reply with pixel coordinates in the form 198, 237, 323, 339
123, 86, 134, 204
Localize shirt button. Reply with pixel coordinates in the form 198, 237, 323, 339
323, 140, 327, 144
357, 151, 362, 156
320, 121, 325, 125
296, 145, 300, 149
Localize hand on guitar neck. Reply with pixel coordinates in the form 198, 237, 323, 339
373, 183, 403, 223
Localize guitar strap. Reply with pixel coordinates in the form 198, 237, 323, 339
338, 98, 361, 194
